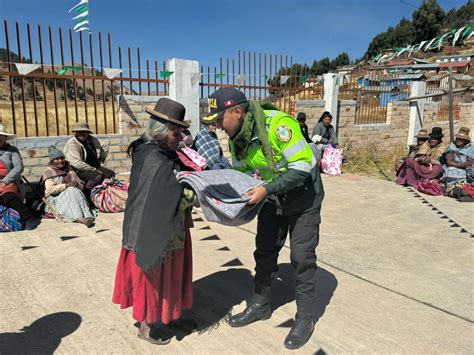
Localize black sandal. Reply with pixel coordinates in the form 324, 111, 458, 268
168, 318, 198, 333
137, 323, 171, 345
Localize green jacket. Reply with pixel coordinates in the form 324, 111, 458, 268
230, 101, 324, 217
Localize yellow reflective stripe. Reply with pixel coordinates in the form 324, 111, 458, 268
281, 138, 307, 160
265, 110, 279, 117
288, 160, 313, 172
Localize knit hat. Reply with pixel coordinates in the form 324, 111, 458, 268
48, 145, 65, 162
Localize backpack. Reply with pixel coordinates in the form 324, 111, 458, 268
0, 205, 23, 232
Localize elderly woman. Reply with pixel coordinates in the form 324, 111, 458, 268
112, 98, 195, 345
42, 146, 95, 227
0, 124, 38, 230
441, 127, 473, 199
396, 143, 443, 188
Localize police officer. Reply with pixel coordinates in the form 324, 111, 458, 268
201, 88, 324, 350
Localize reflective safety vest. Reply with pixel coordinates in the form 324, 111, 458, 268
230, 109, 317, 182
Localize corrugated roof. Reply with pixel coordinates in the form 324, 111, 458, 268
387, 60, 413, 66
438, 54, 473, 59
439, 61, 470, 68
453, 74, 473, 81
398, 74, 425, 80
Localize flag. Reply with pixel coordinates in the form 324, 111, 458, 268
280, 75, 290, 85
57, 65, 83, 75
452, 27, 465, 46
237, 74, 247, 84
103, 68, 122, 79
424, 37, 437, 51
15, 63, 41, 75
160, 71, 174, 78
70, 0, 89, 33
299, 74, 308, 84
215, 73, 226, 80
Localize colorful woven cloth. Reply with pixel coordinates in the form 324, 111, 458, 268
91, 178, 129, 213
0, 204, 23, 232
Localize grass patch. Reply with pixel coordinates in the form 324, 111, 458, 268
343, 144, 406, 181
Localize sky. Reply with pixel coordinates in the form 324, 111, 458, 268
0, 0, 469, 71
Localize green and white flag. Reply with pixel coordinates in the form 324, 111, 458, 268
237, 74, 247, 84
280, 75, 290, 85
15, 63, 41, 75
452, 27, 465, 46
69, 0, 89, 32
424, 37, 437, 51
435, 32, 450, 50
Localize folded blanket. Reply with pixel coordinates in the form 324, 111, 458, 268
177, 169, 265, 226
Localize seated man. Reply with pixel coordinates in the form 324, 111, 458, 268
442, 127, 473, 200
194, 116, 231, 170
64, 122, 114, 188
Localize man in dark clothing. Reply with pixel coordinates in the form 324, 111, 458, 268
194, 118, 231, 169
201, 88, 324, 350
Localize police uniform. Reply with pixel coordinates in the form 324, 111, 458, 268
202, 88, 324, 349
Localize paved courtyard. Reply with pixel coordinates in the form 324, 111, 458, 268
0, 174, 472, 354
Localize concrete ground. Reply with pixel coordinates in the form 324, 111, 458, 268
0, 174, 472, 354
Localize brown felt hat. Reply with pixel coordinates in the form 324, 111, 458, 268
72, 122, 93, 134
415, 129, 429, 139
145, 98, 190, 128
455, 126, 471, 142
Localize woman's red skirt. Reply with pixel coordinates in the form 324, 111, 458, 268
112, 229, 193, 325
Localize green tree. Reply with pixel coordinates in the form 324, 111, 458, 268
412, 0, 445, 43
444, 0, 474, 28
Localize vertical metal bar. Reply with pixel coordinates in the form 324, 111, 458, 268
146, 60, 151, 95
207, 66, 210, 97
200, 65, 204, 98
4, 20, 17, 134
154, 60, 159, 95
99, 32, 107, 133
48, 26, 60, 135
89, 32, 98, 132
128, 47, 132, 94
137, 48, 142, 95
284, 55, 288, 113
226, 58, 229, 85
118, 47, 124, 95
264, 53, 267, 99
16, 22, 28, 137
27, 24, 39, 136
248, 51, 252, 98
448, 66, 454, 142
162, 61, 167, 96
59, 28, 70, 134
243, 50, 246, 97
232, 59, 235, 86
79, 30, 88, 124
219, 57, 223, 87
238, 49, 241, 75
254, 52, 257, 100
38, 25, 50, 136
213, 66, 217, 97
108, 33, 116, 133
259, 52, 262, 99
69, 29, 79, 121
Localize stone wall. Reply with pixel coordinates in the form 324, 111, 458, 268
293, 100, 326, 130
422, 102, 474, 136
12, 134, 131, 182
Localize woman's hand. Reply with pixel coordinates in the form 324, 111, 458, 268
246, 186, 268, 205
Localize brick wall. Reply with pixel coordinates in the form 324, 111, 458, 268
422, 102, 474, 136
10, 94, 167, 182
294, 100, 326, 130
12, 134, 131, 182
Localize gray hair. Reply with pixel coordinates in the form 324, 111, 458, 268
143, 118, 170, 143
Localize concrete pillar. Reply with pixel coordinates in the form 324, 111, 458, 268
166, 58, 200, 136
323, 73, 341, 132
407, 81, 426, 147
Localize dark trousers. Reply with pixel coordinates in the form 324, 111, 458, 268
254, 201, 320, 313
76, 167, 115, 183
0, 192, 33, 221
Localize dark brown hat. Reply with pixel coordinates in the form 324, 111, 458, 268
145, 98, 190, 128
429, 127, 444, 139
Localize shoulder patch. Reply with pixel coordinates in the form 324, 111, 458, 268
275, 125, 292, 142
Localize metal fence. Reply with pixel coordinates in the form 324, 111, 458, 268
0, 20, 169, 137
339, 66, 410, 125
425, 74, 473, 121
199, 50, 323, 117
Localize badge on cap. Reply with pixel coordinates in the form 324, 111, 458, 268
275, 125, 292, 142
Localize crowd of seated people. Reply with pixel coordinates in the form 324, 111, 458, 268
0, 122, 115, 232
396, 126, 473, 202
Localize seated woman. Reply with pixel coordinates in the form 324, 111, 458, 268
441, 127, 473, 199
395, 143, 443, 188
0, 124, 39, 230
42, 146, 95, 227
311, 111, 339, 162
395, 129, 430, 172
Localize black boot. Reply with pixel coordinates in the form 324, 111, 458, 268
284, 313, 314, 350
228, 286, 271, 327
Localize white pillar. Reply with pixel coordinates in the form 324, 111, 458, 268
166, 58, 200, 136
407, 81, 426, 147
323, 73, 341, 132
